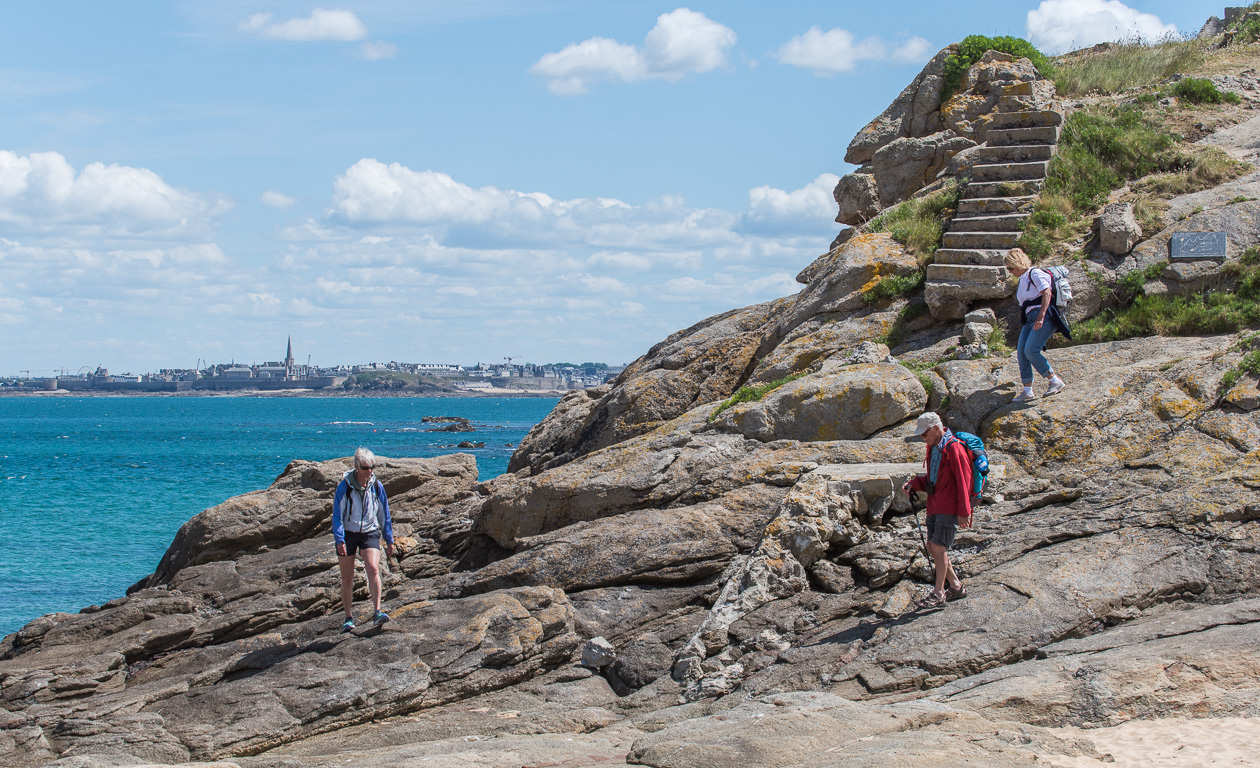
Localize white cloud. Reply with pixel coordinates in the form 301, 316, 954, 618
740, 173, 840, 235
240, 8, 368, 42
0, 150, 229, 238
588, 251, 652, 271
1026, 0, 1177, 54
333, 160, 508, 225
530, 8, 736, 95
774, 27, 935, 75
892, 36, 933, 63
358, 41, 398, 60
261, 190, 295, 208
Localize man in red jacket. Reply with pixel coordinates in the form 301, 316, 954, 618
902, 412, 972, 608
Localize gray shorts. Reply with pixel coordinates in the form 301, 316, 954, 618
927, 514, 958, 548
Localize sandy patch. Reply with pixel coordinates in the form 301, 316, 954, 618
1043, 716, 1260, 767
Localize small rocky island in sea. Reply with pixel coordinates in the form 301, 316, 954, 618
5, 17, 1260, 766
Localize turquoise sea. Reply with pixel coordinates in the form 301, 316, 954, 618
0, 396, 557, 637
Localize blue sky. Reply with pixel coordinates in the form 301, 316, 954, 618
0, 0, 1218, 374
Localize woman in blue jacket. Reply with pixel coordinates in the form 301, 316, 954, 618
332, 447, 394, 632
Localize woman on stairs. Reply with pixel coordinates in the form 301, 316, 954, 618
1003, 248, 1067, 402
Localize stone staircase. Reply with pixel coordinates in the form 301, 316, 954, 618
924, 84, 1063, 319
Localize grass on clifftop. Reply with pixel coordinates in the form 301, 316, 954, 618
941, 36, 1052, 101
1073, 247, 1260, 343
1053, 37, 1206, 96
708, 373, 806, 422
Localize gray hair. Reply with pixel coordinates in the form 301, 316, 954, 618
353, 447, 377, 470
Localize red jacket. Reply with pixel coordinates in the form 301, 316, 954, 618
908, 438, 973, 518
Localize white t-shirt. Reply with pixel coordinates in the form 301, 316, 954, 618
1016, 268, 1053, 308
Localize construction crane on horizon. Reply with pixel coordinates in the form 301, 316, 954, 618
504, 356, 515, 367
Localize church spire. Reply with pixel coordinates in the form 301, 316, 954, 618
285, 335, 295, 378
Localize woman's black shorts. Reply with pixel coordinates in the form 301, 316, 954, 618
341, 531, 381, 557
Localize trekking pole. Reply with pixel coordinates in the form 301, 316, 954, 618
912, 496, 930, 560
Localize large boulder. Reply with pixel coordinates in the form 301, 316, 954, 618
706, 362, 927, 443
833, 171, 881, 226
870, 131, 975, 208
1099, 201, 1142, 254
784, 233, 921, 326
845, 47, 952, 165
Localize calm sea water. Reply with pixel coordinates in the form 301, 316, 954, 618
0, 396, 557, 637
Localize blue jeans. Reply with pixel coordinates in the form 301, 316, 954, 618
1017, 315, 1056, 384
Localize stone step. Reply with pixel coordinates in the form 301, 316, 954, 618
987, 125, 1060, 146
970, 161, 1049, 183
942, 230, 1022, 249
973, 144, 1054, 164
962, 179, 1044, 199
933, 248, 1008, 266
988, 110, 1063, 129
924, 265, 1012, 297
998, 95, 1038, 112
956, 196, 1038, 216
949, 213, 1029, 232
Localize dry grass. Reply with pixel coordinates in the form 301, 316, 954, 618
1131, 146, 1253, 198
1054, 37, 1207, 96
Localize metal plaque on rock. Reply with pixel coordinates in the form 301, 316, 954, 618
1169, 232, 1227, 261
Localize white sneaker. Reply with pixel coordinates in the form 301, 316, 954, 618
1012, 389, 1037, 403
1045, 377, 1065, 397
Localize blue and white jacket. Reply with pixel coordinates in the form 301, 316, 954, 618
332, 469, 394, 545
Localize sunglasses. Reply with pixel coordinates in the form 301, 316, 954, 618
356, 465, 375, 471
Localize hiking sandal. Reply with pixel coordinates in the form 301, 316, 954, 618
945, 584, 967, 601
915, 590, 947, 609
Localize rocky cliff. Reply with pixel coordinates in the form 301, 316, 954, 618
6, 35, 1260, 768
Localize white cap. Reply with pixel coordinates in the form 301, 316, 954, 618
912, 412, 943, 436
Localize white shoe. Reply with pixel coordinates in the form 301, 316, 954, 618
1012, 389, 1037, 403
1045, 377, 1065, 397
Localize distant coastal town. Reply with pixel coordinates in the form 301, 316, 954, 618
2, 337, 625, 395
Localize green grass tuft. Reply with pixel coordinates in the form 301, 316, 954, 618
941, 35, 1052, 102
985, 321, 1013, 357
863, 271, 926, 305
866, 182, 962, 263
1221, 332, 1260, 393
709, 373, 807, 422
1075, 251, 1260, 345
1169, 77, 1241, 104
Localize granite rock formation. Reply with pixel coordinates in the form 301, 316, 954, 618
7, 31, 1260, 768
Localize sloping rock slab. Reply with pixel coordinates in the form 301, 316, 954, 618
626, 691, 1096, 768
933, 599, 1260, 727
146, 454, 479, 586
448, 504, 738, 596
